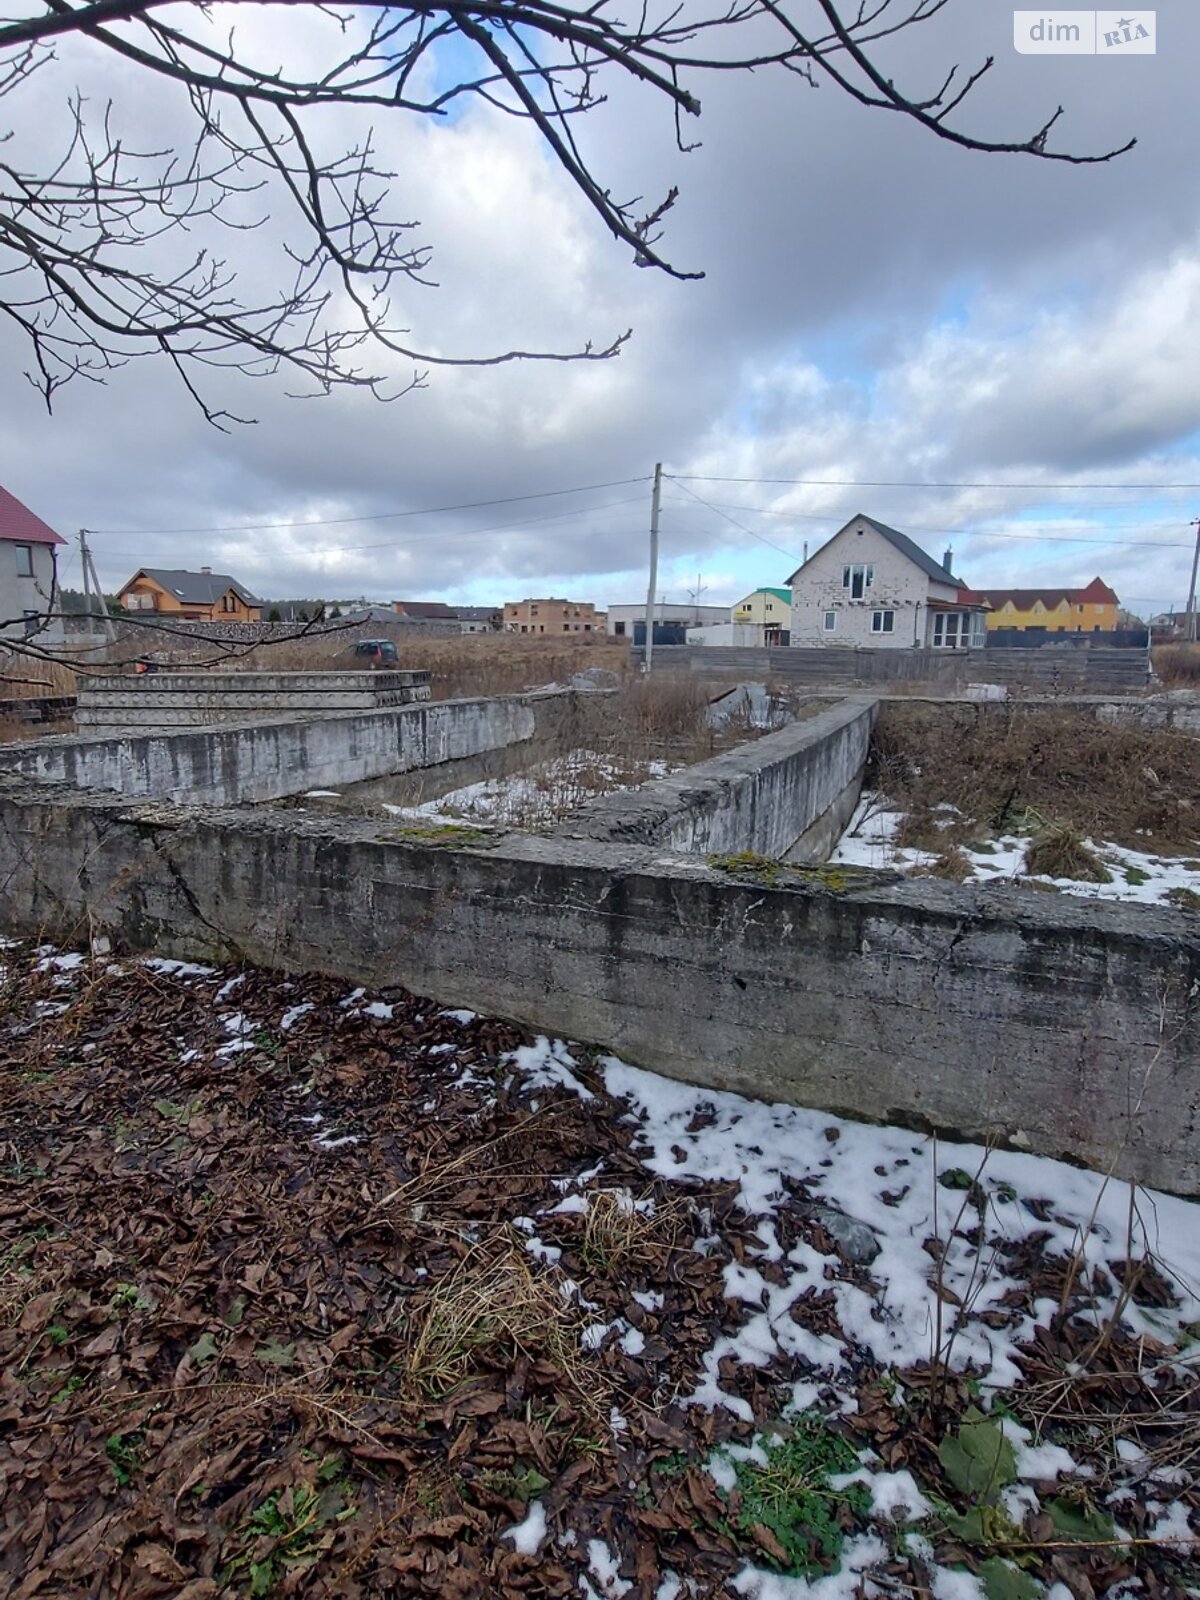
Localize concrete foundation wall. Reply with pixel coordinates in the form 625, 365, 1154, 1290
562, 697, 875, 861
1, 784, 1196, 1193
0, 692, 566, 805
75, 670, 433, 727
635, 645, 1151, 693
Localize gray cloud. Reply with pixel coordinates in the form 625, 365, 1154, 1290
2, 0, 1196, 612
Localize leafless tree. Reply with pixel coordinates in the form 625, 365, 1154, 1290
0, 0, 1132, 427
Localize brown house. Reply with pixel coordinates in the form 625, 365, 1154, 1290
118, 567, 263, 622
503, 598, 600, 635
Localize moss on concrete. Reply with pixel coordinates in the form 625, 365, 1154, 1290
708, 850, 783, 885
386, 823, 497, 850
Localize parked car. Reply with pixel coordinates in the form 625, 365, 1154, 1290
352, 638, 398, 665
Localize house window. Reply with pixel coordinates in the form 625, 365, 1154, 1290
15, 544, 34, 577
822, 611, 837, 633
584, 624, 592, 633
842, 564, 873, 599
22, 610, 38, 635
871, 610, 895, 634
933, 612, 963, 648
530, 606, 538, 616
614, 621, 625, 636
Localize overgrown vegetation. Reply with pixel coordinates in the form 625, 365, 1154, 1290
1023, 823, 1111, 883
1153, 642, 1200, 687
872, 705, 1200, 851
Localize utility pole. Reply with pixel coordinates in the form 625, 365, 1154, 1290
1187, 518, 1200, 644
79, 530, 117, 645
643, 463, 662, 674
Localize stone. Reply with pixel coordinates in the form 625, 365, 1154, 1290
806, 1206, 881, 1264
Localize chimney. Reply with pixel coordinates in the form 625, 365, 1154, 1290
200, 565, 212, 575
942, 547, 953, 574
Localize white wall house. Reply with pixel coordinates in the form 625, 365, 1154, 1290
787, 513, 988, 650
0, 486, 66, 647
606, 602, 729, 637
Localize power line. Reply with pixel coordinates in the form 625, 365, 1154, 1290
665, 484, 801, 565
670, 473, 1200, 492
682, 499, 1195, 547
250, 494, 650, 559
87, 476, 651, 538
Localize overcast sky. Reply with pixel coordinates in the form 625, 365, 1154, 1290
3, 0, 1197, 616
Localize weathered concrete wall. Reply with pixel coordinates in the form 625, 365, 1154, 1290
561, 697, 875, 861
635, 645, 1151, 694
1, 782, 1196, 1193
0, 692, 571, 805
874, 693, 1200, 743
75, 669, 433, 727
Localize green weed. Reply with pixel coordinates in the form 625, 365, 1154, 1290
718, 1417, 870, 1576
224, 1466, 356, 1595
105, 1430, 143, 1486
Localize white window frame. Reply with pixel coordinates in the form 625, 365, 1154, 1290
822, 610, 837, 633
15, 543, 34, 577
871, 609, 895, 634
841, 563, 874, 599
932, 611, 976, 648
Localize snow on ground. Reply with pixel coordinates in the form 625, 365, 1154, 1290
374, 748, 678, 831
831, 791, 1200, 906
595, 1053, 1200, 1404
19, 949, 1196, 1593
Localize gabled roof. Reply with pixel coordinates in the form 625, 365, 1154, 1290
394, 600, 457, 618
740, 587, 792, 604
785, 513, 965, 588
455, 605, 500, 621
125, 568, 263, 606
979, 578, 1118, 611
0, 486, 66, 547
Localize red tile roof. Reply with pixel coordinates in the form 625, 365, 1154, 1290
0, 487, 66, 547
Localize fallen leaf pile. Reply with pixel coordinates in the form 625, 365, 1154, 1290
0, 945, 1196, 1598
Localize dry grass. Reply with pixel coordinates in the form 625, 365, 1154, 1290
1023, 823, 1111, 883
911, 847, 974, 883
403, 1238, 591, 1405
0, 654, 76, 700
580, 1190, 675, 1274
873, 704, 1200, 851
202, 631, 632, 700
1153, 643, 1200, 687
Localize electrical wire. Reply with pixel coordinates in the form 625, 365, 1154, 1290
85, 475, 651, 538
679, 500, 1195, 548
670, 473, 1200, 492
665, 484, 802, 565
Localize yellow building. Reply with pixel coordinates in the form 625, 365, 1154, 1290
732, 587, 792, 642
118, 567, 262, 622
977, 577, 1119, 634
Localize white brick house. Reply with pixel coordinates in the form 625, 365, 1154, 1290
786, 513, 988, 649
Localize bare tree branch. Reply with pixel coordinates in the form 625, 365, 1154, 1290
0, 0, 1134, 421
